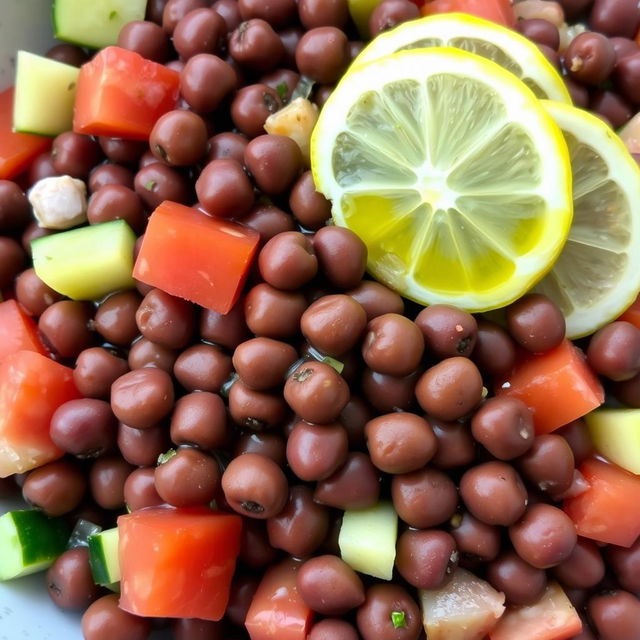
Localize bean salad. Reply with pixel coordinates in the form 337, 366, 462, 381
2, 1, 640, 640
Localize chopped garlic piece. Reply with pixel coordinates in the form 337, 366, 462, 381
264, 97, 319, 167
28, 175, 87, 230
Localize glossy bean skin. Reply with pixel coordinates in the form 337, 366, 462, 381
460, 461, 527, 527
46, 548, 100, 610
506, 293, 565, 353
286, 421, 348, 481
588, 590, 640, 640
296, 555, 365, 615
222, 453, 288, 519
365, 412, 437, 474
392, 467, 458, 528
362, 313, 424, 377
415, 357, 484, 421
509, 503, 577, 569
356, 583, 421, 640
396, 529, 456, 589
82, 594, 150, 640
302, 294, 367, 357
266, 485, 330, 557
589, 0, 640, 39
486, 550, 547, 606
154, 447, 220, 507
284, 361, 350, 424
565, 31, 616, 84
415, 304, 477, 358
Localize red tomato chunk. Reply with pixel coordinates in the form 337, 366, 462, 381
118, 506, 242, 621
73, 46, 180, 140
0, 350, 80, 477
421, 0, 516, 27
133, 201, 260, 314
563, 456, 640, 547
0, 87, 51, 180
0, 299, 47, 361
245, 558, 314, 640
496, 340, 604, 434
489, 582, 582, 640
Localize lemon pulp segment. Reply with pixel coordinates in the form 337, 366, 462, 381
311, 48, 573, 312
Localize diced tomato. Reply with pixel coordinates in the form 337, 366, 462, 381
0, 300, 47, 361
563, 456, 640, 547
118, 506, 242, 620
73, 46, 180, 140
420, 567, 505, 640
0, 87, 51, 180
618, 293, 640, 329
0, 350, 80, 477
489, 582, 582, 640
496, 340, 604, 434
421, 0, 516, 27
133, 201, 260, 314
245, 558, 314, 640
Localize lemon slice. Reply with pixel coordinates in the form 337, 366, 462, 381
311, 48, 573, 312
353, 13, 571, 103
534, 101, 640, 338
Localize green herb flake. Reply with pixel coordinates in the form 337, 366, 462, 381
391, 611, 406, 629
145, 180, 157, 191
276, 82, 288, 101
157, 448, 177, 466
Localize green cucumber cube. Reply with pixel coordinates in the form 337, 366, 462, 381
339, 501, 398, 580
31, 219, 136, 301
88, 527, 120, 586
0, 510, 70, 580
13, 51, 79, 136
53, 0, 147, 49
586, 408, 640, 474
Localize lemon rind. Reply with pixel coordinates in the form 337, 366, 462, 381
351, 12, 572, 104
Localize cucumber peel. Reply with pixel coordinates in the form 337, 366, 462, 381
0, 510, 70, 581
88, 527, 120, 587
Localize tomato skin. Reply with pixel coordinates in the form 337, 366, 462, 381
421, 0, 516, 27
496, 340, 604, 434
489, 582, 582, 640
0, 300, 47, 361
563, 456, 640, 547
118, 506, 242, 621
133, 201, 260, 314
0, 350, 80, 477
0, 87, 51, 180
245, 558, 314, 640
73, 46, 180, 140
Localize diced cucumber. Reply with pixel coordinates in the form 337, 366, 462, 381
0, 510, 70, 580
31, 219, 136, 301
338, 501, 397, 580
53, 0, 147, 49
585, 408, 640, 474
13, 51, 79, 136
88, 527, 120, 586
